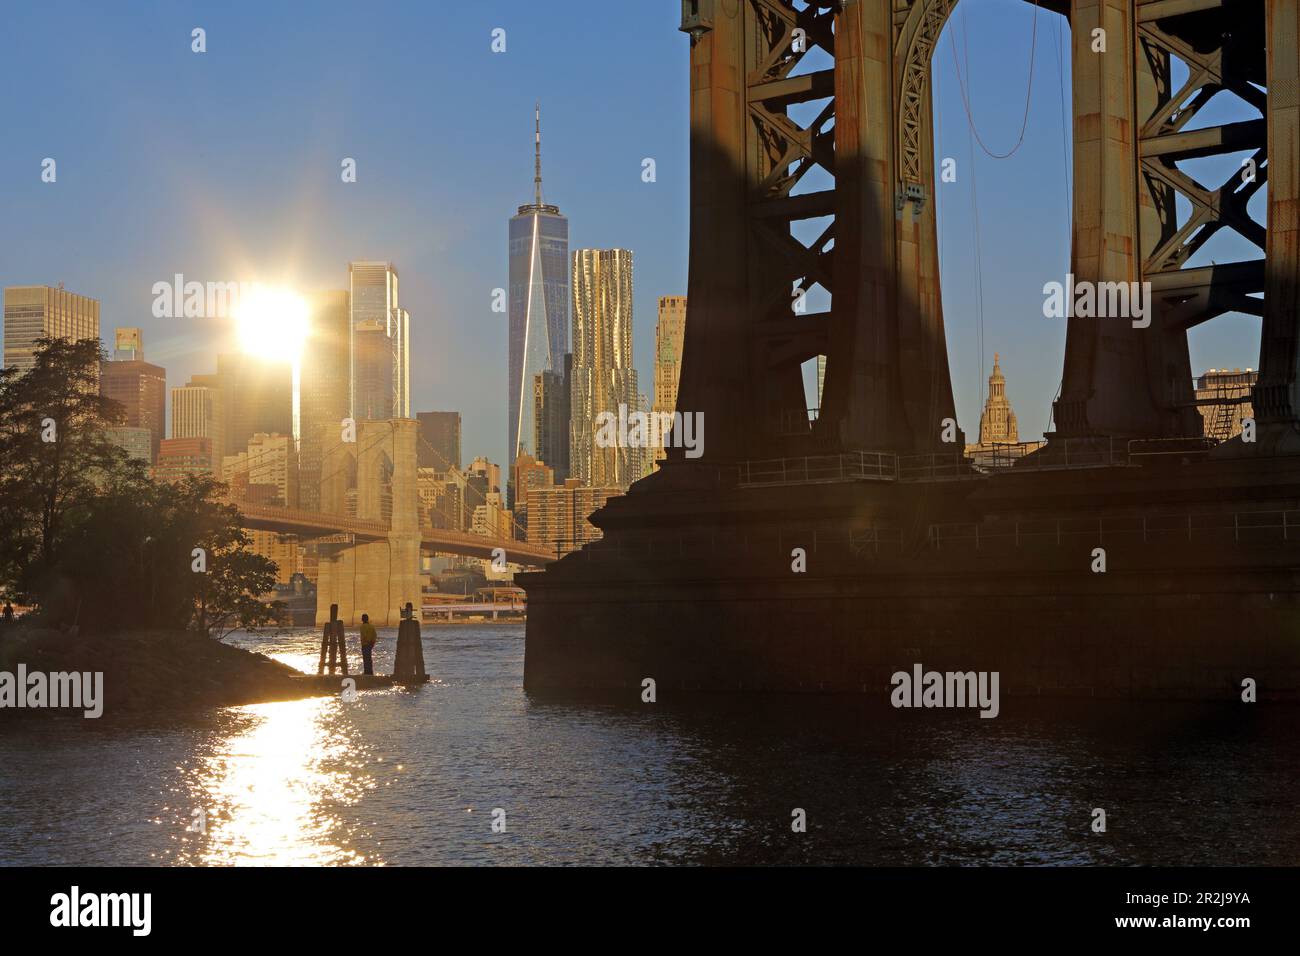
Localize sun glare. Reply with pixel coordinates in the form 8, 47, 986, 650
234, 286, 309, 363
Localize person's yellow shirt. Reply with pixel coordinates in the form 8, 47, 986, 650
359, 622, 378, 648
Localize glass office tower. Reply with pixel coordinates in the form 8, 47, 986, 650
508, 104, 569, 467
349, 261, 408, 421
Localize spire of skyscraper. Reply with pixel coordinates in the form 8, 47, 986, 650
534, 102, 543, 207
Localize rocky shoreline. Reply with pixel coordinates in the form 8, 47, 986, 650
0, 627, 329, 720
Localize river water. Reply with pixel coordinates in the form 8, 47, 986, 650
1, 624, 1296, 866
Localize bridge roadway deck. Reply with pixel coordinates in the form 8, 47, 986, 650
223, 500, 556, 567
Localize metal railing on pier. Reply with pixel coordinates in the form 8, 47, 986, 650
738, 451, 898, 486
544, 507, 1300, 566
927, 509, 1300, 551
548, 525, 910, 563
733, 437, 1218, 488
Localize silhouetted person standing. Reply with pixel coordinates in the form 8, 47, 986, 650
2, 602, 12, 623
359, 614, 377, 675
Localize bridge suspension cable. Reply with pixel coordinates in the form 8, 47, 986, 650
217, 431, 369, 504
1051, 13, 1071, 234
949, 0, 1040, 162
952, 14, 989, 412
414, 432, 531, 542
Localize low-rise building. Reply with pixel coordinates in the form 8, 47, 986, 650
154, 437, 214, 482
526, 478, 621, 556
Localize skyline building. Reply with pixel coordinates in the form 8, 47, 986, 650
465, 455, 505, 535
511, 452, 555, 535
172, 375, 224, 472
570, 248, 642, 490
2, 285, 99, 375
463, 468, 490, 532
417, 411, 463, 471
467, 455, 502, 496
653, 296, 687, 466
113, 327, 143, 361
526, 478, 621, 556
417, 466, 466, 531
300, 289, 352, 511
350, 261, 408, 421
473, 490, 516, 582
1196, 367, 1257, 440
965, 354, 1041, 467
105, 425, 152, 463
154, 437, 214, 482
508, 104, 569, 468
223, 431, 297, 508
301, 289, 351, 434
101, 329, 166, 462
471, 490, 514, 539
978, 353, 1018, 446
534, 354, 572, 485
216, 353, 293, 458
244, 529, 303, 586
430, 469, 467, 532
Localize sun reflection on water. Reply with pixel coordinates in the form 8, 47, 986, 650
174, 697, 377, 866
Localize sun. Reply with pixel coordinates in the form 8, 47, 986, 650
233, 286, 309, 363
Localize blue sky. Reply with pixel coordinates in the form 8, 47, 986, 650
0, 0, 1263, 462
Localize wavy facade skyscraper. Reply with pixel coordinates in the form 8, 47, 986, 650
508, 105, 569, 469
570, 248, 643, 490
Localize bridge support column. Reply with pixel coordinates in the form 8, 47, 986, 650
1055, 0, 1265, 443
670, 0, 963, 461
338, 538, 417, 628
1253, 0, 1300, 447
314, 419, 420, 626
821, 0, 962, 454
315, 433, 357, 625
384, 419, 421, 626
1053, 0, 1165, 438
672, 0, 772, 462
314, 548, 357, 626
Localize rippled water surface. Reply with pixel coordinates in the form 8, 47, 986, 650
1, 624, 1297, 865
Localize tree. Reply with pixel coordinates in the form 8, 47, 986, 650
1, 338, 284, 635
59, 472, 283, 636
193, 541, 284, 640
0, 337, 133, 616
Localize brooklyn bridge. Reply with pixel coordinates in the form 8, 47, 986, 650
222, 418, 553, 627
519, 0, 1300, 699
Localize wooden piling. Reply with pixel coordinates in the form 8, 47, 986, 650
317, 603, 349, 676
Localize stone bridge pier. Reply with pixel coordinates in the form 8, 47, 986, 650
315, 418, 421, 626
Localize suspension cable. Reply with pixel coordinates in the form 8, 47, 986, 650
956, 15, 988, 413
950, 0, 1040, 162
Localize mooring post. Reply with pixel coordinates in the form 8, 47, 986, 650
317, 603, 340, 676
334, 617, 348, 676
392, 601, 427, 682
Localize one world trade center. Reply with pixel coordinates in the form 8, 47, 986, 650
508, 104, 569, 471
